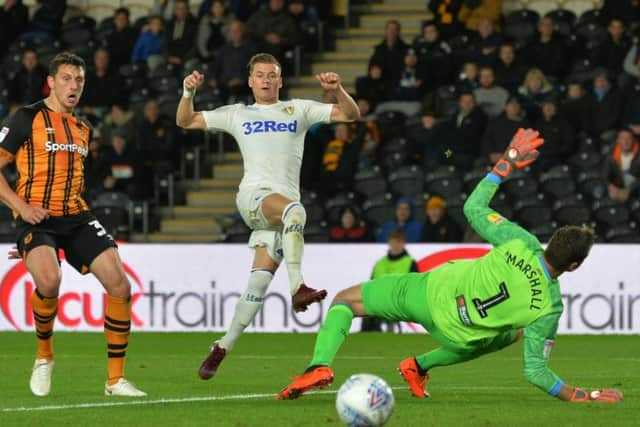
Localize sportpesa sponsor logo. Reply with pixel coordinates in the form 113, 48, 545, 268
45, 140, 88, 156
241, 120, 297, 135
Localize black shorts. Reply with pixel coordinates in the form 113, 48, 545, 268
16, 211, 117, 274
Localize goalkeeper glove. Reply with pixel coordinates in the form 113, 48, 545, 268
491, 128, 544, 179
569, 388, 623, 403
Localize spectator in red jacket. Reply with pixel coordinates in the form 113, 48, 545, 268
329, 206, 373, 242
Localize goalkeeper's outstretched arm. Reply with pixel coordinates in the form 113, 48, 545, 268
523, 316, 623, 403
463, 129, 543, 248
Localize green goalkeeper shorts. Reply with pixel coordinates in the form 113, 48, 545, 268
361, 272, 434, 329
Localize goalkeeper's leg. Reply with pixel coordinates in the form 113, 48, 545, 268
416, 329, 523, 371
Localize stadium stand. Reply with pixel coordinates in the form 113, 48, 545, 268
1, 0, 639, 244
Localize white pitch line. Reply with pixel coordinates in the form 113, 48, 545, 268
0, 389, 343, 413
3, 385, 635, 413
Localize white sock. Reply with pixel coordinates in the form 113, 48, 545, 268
218, 269, 273, 351
281, 202, 307, 295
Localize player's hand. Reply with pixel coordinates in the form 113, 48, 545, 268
18, 204, 49, 225
569, 388, 623, 403
316, 72, 342, 91
183, 71, 205, 98
8, 246, 20, 260
491, 128, 544, 178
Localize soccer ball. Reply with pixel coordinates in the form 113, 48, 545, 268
335, 373, 395, 427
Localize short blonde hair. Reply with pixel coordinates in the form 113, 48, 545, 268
247, 53, 281, 74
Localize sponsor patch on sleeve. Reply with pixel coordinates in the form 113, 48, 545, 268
543, 339, 554, 359
487, 212, 505, 225
0, 127, 9, 143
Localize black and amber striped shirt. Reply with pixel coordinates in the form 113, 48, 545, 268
0, 100, 92, 216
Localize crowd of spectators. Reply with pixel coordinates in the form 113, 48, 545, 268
1, 0, 640, 243
299, 0, 640, 243
0, 0, 327, 207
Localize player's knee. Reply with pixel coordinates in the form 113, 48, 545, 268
332, 288, 356, 308
35, 270, 62, 296
106, 273, 131, 298
282, 202, 306, 227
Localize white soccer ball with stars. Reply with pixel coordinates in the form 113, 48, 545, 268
335, 373, 395, 427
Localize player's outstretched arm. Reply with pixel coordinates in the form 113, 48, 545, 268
316, 72, 360, 123
176, 70, 207, 130
523, 317, 623, 404
464, 128, 543, 248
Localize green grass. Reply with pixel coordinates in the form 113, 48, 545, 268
0, 333, 636, 427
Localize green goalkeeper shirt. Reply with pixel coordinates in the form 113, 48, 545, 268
426, 173, 565, 396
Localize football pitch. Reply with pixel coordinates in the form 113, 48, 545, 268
0, 332, 636, 427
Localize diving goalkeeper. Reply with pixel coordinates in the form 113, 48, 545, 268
277, 128, 623, 403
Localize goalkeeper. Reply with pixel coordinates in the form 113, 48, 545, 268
277, 128, 623, 404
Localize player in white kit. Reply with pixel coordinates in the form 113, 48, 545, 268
176, 53, 360, 380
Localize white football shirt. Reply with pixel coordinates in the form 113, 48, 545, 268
202, 99, 332, 200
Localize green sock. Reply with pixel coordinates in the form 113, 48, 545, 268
309, 304, 354, 367
415, 347, 475, 372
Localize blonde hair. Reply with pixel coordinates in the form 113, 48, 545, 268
519, 68, 553, 94
247, 53, 281, 75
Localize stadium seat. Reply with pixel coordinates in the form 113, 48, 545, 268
424, 173, 463, 201
305, 221, 329, 243
568, 150, 601, 172
514, 194, 552, 228
529, 222, 557, 243
501, 175, 538, 200
433, 85, 460, 118
376, 111, 407, 141
158, 93, 179, 117
448, 34, 475, 68
489, 191, 514, 219
300, 192, 325, 224
463, 165, 492, 193
388, 165, 424, 198
324, 192, 357, 224
0, 220, 16, 243
353, 166, 387, 198
412, 193, 428, 222
64, 15, 97, 32
445, 193, 468, 231
150, 76, 180, 94
574, 22, 608, 51
151, 62, 181, 79
379, 137, 410, 158
592, 199, 630, 227
194, 89, 223, 111
576, 170, 607, 200
527, 1, 561, 17
552, 194, 591, 225
61, 26, 93, 47
572, 5, 602, 24
381, 151, 410, 172
546, 9, 577, 37
630, 200, 640, 223
362, 193, 395, 226
568, 58, 595, 83
92, 205, 130, 239
503, 9, 539, 48
93, 191, 132, 210
539, 165, 576, 199
604, 223, 640, 243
